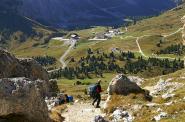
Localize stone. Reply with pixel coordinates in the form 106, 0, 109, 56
74, 81, 82, 85
107, 74, 145, 95
162, 93, 175, 99
0, 78, 51, 122
111, 109, 134, 122
146, 103, 160, 107
127, 76, 144, 86
93, 115, 107, 122
131, 104, 143, 112
149, 78, 183, 97
164, 101, 173, 106
153, 112, 168, 122
156, 108, 163, 112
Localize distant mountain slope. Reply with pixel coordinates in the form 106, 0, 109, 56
0, 0, 63, 48
20, 0, 182, 28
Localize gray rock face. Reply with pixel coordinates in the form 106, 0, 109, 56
0, 49, 24, 78
108, 74, 144, 95
0, 49, 60, 121
0, 49, 49, 81
0, 77, 51, 122
19, 58, 49, 81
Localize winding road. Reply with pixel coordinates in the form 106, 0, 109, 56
60, 39, 77, 69
51, 16, 184, 70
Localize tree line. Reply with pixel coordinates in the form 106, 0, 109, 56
50, 49, 184, 79
157, 44, 185, 55
33, 56, 56, 66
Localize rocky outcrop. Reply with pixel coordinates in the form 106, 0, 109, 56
19, 58, 49, 81
0, 49, 24, 79
0, 49, 60, 122
108, 74, 145, 95
0, 49, 49, 81
0, 49, 52, 96
0, 78, 51, 122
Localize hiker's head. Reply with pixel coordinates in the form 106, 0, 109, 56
97, 79, 101, 84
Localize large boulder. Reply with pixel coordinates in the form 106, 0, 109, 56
0, 49, 49, 81
107, 74, 145, 95
0, 78, 51, 122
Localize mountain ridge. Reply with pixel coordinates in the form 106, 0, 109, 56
19, 0, 182, 28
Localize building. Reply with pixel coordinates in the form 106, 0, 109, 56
70, 33, 80, 40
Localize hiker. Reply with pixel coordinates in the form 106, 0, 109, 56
92, 79, 102, 108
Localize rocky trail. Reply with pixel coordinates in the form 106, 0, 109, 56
62, 102, 105, 122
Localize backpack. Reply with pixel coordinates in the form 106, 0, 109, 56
87, 84, 98, 98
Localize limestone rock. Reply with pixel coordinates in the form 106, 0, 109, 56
93, 115, 108, 122
111, 109, 134, 122
0, 49, 49, 81
149, 78, 183, 97
0, 49, 24, 78
153, 112, 168, 122
0, 78, 51, 122
162, 93, 175, 99
107, 74, 145, 95
19, 58, 49, 81
127, 76, 144, 86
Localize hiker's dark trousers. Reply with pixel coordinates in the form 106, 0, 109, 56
93, 93, 101, 107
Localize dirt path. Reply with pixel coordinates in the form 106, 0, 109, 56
62, 102, 105, 122
163, 28, 183, 38
120, 27, 183, 60
135, 37, 148, 58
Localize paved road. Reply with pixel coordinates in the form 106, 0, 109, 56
60, 39, 77, 69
